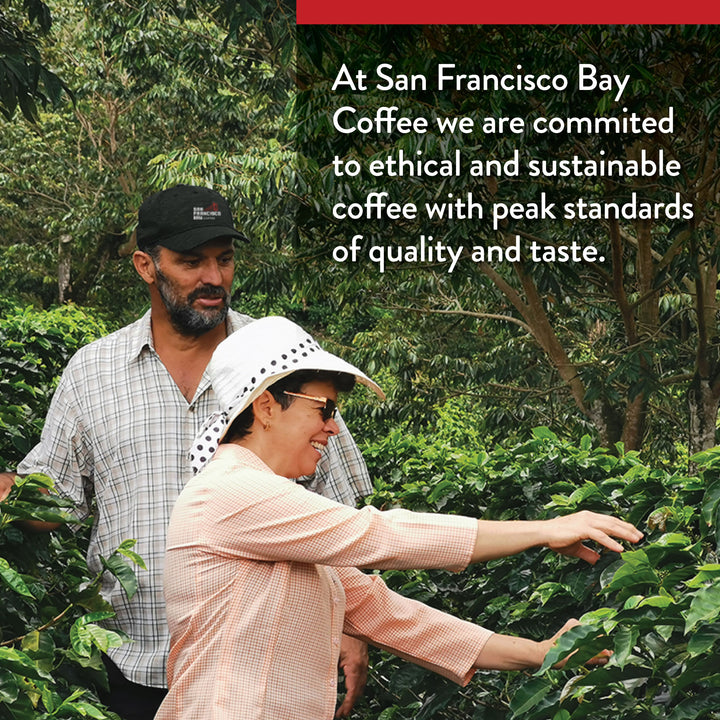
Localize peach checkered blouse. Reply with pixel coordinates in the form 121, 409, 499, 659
158, 444, 492, 719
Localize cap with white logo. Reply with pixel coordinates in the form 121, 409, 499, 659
136, 184, 248, 252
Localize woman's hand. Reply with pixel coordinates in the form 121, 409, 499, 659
474, 619, 612, 671
471, 510, 643, 564
335, 635, 368, 718
544, 510, 644, 565
539, 619, 612, 668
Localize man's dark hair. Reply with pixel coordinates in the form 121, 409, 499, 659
224, 369, 356, 442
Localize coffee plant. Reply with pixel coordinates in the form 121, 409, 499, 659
0, 301, 110, 464
1, 302, 136, 718
3, 301, 718, 718
352, 426, 720, 719
0, 473, 143, 719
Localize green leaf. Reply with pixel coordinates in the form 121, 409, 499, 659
611, 625, 639, 668
602, 550, 660, 596
100, 553, 138, 599
0, 647, 52, 681
685, 564, 720, 588
637, 594, 675, 609
67, 701, 109, 718
651, 532, 692, 548
15, 472, 55, 491
70, 613, 127, 657
0, 558, 34, 598
687, 623, 720, 656
667, 688, 720, 719
0, 503, 73, 524
509, 677, 553, 717
20, 630, 54, 675
701, 479, 720, 527
531, 427, 558, 442
377, 709, 399, 720
427, 478, 457, 506
20, 631, 40, 654
115, 539, 148, 571
41, 683, 58, 714
684, 582, 720, 634
537, 624, 603, 673
579, 606, 618, 629
2, 689, 36, 720
0, 668, 20, 704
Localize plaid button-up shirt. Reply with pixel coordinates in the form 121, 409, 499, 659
18, 309, 373, 688
158, 445, 491, 720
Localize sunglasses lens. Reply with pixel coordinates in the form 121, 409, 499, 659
322, 400, 337, 422
283, 391, 337, 422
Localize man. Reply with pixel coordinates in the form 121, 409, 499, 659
0, 185, 369, 719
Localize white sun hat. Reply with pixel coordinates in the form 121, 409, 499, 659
189, 316, 384, 473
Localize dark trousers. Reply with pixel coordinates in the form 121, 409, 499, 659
101, 656, 168, 720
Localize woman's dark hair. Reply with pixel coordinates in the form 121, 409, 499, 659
224, 369, 356, 443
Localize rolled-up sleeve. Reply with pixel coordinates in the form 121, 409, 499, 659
164, 446, 489, 718
18, 361, 93, 520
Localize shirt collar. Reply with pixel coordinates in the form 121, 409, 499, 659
128, 309, 155, 363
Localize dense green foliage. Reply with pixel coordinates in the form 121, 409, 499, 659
3, 12, 720, 458
0, 303, 140, 719
1, 0, 294, 319
5, 302, 720, 718
0, 300, 110, 466
0, 474, 145, 719
293, 25, 720, 458
351, 424, 720, 719
0, 0, 67, 121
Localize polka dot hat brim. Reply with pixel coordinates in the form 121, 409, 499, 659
189, 316, 384, 474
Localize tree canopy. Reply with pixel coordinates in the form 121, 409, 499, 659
291, 25, 720, 458
0, 0, 67, 121
3, 12, 720, 459
1, 0, 295, 316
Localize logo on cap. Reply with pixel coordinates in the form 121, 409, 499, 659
193, 202, 222, 221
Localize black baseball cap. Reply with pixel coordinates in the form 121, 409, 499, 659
136, 184, 248, 252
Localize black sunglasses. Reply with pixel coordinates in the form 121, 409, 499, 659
283, 391, 338, 422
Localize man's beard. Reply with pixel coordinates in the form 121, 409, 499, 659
155, 268, 229, 337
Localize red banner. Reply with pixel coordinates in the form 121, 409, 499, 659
296, 0, 720, 25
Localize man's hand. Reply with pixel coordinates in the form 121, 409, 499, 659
0, 472, 60, 532
335, 635, 368, 718
545, 510, 644, 565
0, 472, 17, 501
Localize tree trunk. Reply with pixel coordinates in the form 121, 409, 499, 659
587, 399, 624, 449
688, 374, 720, 457
58, 234, 72, 304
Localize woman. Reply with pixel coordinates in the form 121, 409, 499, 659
158, 316, 642, 720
